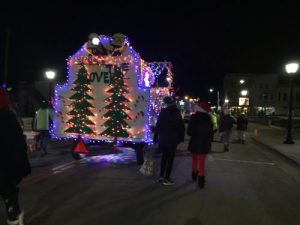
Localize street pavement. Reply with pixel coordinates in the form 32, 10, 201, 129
25, 137, 72, 168
0, 123, 300, 225
23, 122, 300, 169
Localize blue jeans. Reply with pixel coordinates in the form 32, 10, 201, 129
39, 130, 50, 153
222, 130, 231, 147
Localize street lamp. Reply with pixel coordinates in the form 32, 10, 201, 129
284, 62, 298, 144
45, 70, 56, 101
92, 37, 100, 45
241, 90, 248, 96
209, 88, 220, 111
224, 99, 230, 111
240, 79, 245, 84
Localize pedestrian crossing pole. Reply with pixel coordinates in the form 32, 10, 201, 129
3, 29, 10, 84
217, 90, 220, 112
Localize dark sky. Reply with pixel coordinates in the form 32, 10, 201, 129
1, 1, 300, 101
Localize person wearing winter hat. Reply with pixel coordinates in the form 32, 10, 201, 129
194, 101, 212, 113
163, 96, 176, 106
0, 87, 31, 225
187, 101, 213, 188
153, 96, 185, 186
219, 107, 235, 152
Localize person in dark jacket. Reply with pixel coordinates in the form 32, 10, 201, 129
153, 96, 185, 186
0, 87, 31, 225
236, 113, 248, 144
219, 108, 235, 152
187, 101, 213, 188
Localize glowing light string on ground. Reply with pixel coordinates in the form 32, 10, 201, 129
84, 147, 136, 165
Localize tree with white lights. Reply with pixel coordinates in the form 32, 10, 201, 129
65, 66, 95, 134
101, 66, 131, 138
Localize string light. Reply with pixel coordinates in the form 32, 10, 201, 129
51, 34, 173, 144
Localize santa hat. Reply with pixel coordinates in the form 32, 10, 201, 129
195, 101, 211, 113
0, 87, 10, 109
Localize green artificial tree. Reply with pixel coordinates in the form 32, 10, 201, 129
101, 66, 131, 138
65, 66, 95, 134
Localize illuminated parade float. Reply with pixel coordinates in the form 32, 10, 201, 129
52, 33, 173, 163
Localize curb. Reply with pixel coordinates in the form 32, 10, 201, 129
251, 136, 300, 168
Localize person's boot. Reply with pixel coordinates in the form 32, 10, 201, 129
192, 171, 198, 182
7, 211, 24, 225
224, 145, 229, 152
198, 176, 205, 188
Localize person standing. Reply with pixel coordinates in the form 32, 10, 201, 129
187, 101, 213, 188
236, 113, 248, 144
219, 108, 235, 152
33, 100, 55, 155
153, 96, 185, 186
210, 109, 219, 142
0, 87, 31, 225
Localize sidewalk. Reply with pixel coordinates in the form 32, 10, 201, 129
249, 122, 300, 167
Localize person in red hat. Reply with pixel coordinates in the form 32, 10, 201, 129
187, 101, 213, 188
0, 87, 31, 225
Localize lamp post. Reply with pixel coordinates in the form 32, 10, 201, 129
45, 70, 56, 101
241, 90, 248, 96
284, 63, 298, 144
209, 88, 214, 107
209, 88, 220, 111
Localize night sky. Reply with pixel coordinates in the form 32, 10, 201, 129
1, 1, 300, 101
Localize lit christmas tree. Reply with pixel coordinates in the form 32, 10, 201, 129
65, 66, 95, 134
101, 66, 131, 138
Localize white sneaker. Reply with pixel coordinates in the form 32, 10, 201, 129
162, 179, 175, 186
7, 211, 24, 225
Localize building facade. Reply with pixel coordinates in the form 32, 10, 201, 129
223, 73, 300, 116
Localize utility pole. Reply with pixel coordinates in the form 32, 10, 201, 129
217, 90, 220, 112
3, 29, 10, 84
